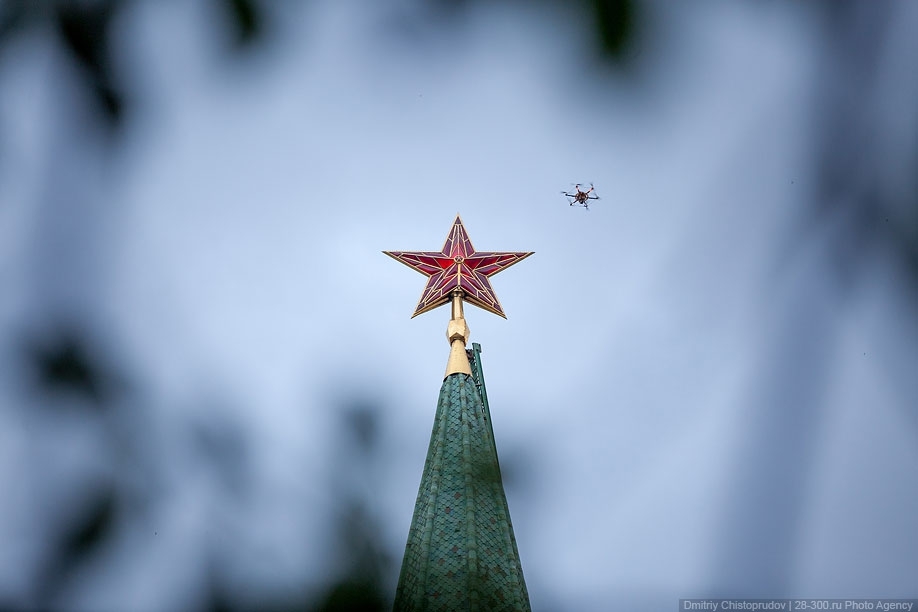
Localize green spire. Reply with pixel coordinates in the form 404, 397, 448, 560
384, 216, 533, 611
394, 352, 530, 611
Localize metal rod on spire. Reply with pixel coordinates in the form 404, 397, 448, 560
444, 289, 472, 377
451, 287, 465, 321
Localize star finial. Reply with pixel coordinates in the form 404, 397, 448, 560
383, 215, 533, 318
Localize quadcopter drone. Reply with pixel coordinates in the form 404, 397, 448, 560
562, 183, 600, 210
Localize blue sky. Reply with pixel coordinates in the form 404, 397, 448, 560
1, 1, 916, 609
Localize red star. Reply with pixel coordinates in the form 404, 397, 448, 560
384, 215, 533, 318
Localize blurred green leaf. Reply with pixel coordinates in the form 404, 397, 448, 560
54, 0, 125, 126
29, 333, 106, 406
315, 580, 386, 612
37, 489, 118, 607
61, 491, 116, 560
221, 0, 263, 48
590, 0, 635, 60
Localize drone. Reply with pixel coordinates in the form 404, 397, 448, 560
562, 183, 600, 210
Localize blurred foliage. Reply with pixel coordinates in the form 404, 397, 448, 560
427, 0, 638, 62
28, 332, 104, 404
0, 0, 267, 133
314, 580, 386, 612
0, 0, 636, 136
189, 399, 392, 612
589, 0, 635, 59
222, 0, 264, 50
808, 0, 918, 286
311, 402, 392, 612
24, 329, 125, 408
54, 0, 124, 127
37, 488, 119, 610
0, 0, 126, 131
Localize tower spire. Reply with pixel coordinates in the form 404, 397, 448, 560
384, 216, 532, 611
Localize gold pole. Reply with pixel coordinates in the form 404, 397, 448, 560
444, 289, 472, 377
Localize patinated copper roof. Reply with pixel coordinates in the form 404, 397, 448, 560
393, 361, 530, 611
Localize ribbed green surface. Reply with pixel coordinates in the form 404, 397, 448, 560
394, 373, 530, 612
